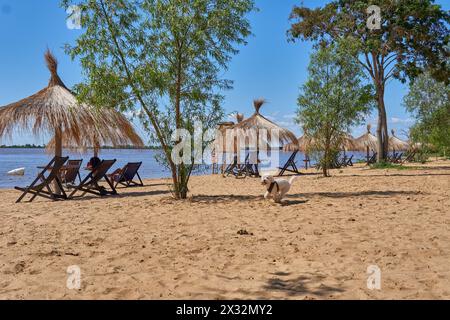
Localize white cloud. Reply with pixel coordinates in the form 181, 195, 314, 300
390, 117, 414, 124
282, 113, 297, 119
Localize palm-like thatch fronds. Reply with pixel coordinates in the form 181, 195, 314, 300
389, 129, 409, 151
213, 121, 236, 154
0, 50, 143, 155
341, 133, 358, 151
354, 124, 378, 152
283, 133, 357, 152
46, 108, 143, 153
232, 99, 297, 147
283, 135, 314, 152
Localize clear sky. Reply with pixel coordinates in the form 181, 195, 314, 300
0, 0, 448, 145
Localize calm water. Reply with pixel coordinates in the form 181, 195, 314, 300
0, 148, 366, 189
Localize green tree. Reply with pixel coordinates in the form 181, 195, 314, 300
289, 0, 449, 162
404, 71, 450, 156
61, 0, 255, 198
297, 42, 374, 177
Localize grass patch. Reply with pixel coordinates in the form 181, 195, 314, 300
369, 162, 413, 170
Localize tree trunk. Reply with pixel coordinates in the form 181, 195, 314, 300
173, 55, 184, 199
323, 131, 330, 177
376, 84, 389, 162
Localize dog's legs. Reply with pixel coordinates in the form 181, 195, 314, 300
264, 191, 271, 199
274, 193, 282, 203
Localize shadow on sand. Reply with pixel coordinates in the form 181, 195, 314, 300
190, 189, 421, 205
69, 189, 171, 201
290, 190, 422, 199
263, 272, 345, 297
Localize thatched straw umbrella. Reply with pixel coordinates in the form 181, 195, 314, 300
232, 99, 297, 174
389, 129, 409, 153
46, 108, 144, 156
212, 121, 235, 173
354, 124, 379, 162
283, 133, 356, 152
283, 135, 314, 152
341, 134, 358, 152
0, 50, 143, 158
233, 99, 296, 146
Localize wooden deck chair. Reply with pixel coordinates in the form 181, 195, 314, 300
392, 152, 403, 163
401, 151, 416, 164
224, 155, 239, 176
61, 159, 82, 187
15, 156, 69, 203
243, 153, 259, 177
278, 150, 301, 176
110, 162, 144, 188
68, 159, 117, 199
345, 154, 354, 166
367, 152, 378, 165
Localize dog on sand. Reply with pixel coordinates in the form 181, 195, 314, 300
261, 175, 298, 203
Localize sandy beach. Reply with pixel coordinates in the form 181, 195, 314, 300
0, 160, 449, 300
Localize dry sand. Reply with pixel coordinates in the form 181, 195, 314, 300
0, 160, 449, 300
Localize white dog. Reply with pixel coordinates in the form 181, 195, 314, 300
261, 175, 298, 203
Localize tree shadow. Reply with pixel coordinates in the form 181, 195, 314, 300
191, 194, 262, 204
340, 172, 450, 178
69, 189, 171, 201
115, 183, 171, 189
290, 190, 422, 199
263, 272, 345, 297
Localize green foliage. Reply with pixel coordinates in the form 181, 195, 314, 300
370, 162, 412, 170
289, 0, 450, 84
289, 0, 450, 161
296, 41, 374, 177
404, 71, 450, 157
61, 0, 255, 198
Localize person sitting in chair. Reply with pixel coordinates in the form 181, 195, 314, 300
87, 156, 101, 171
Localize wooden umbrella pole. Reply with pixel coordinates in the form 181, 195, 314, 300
54, 127, 63, 195
366, 146, 369, 163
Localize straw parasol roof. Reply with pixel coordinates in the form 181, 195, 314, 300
0, 50, 143, 156
232, 99, 297, 149
283, 135, 314, 152
46, 108, 144, 154
340, 134, 358, 151
354, 124, 378, 151
389, 129, 409, 151
283, 132, 357, 152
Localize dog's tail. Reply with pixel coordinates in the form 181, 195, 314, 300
289, 176, 299, 185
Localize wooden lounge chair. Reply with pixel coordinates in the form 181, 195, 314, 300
367, 152, 377, 165
15, 156, 69, 203
110, 162, 144, 188
344, 154, 354, 167
68, 159, 117, 198
401, 150, 416, 164
278, 150, 301, 176
224, 155, 239, 176
61, 159, 82, 187
224, 154, 258, 178
392, 152, 403, 163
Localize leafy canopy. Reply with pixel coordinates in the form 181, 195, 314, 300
62, 0, 255, 198
404, 71, 450, 155
289, 0, 450, 84
296, 40, 374, 176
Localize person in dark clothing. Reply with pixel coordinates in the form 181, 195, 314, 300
87, 156, 101, 170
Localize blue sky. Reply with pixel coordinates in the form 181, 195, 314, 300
0, 0, 448, 145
